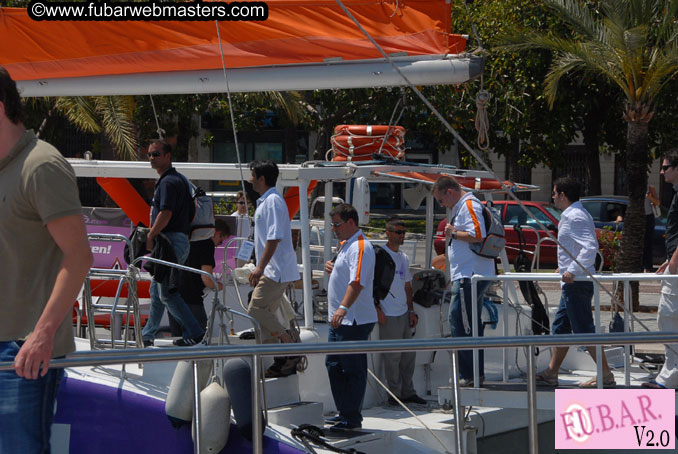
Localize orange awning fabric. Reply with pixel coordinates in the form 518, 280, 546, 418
0, 1, 466, 82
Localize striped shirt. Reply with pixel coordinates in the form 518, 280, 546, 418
448, 192, 495, 280
328, 229, 377, 325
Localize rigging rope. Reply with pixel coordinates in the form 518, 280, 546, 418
475, 88, 490, 151
334, 0, 628, 321
367, 369, 453, 454
214, 20, 252, 227
290, 424, 366, 454
149, 95, 166, 139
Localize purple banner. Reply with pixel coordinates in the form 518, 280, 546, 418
83, 207, 133, 269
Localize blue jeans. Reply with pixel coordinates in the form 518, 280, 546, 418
326, 322, 375, 425
0, 341, 64, 454
449, 278, 491, 380
552, 281, 595, 335
142, 232, 204, 341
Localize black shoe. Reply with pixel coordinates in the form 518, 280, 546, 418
142, 339, 154, 348
330, 421, 362, 431
265, 357, 299, 378
324, 414, 343, 424
173, 333, 204, 347
387, 396, 399, 406
458, 376, 484, 387
403, 394, 427, 405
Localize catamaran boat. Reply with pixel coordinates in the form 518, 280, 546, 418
0, 2, 671, 453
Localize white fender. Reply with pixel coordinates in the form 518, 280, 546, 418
166, 360, 212, 422
192, 381, 231, 453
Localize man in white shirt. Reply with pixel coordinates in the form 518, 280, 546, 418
432, 176, 495, 387
643, 151, 678, 389
376, 217, 426, 405
536, 177, 614, 387
248, 160, 301, 378
324, 204, 376, 431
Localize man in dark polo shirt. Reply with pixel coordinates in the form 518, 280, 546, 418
170, 219, 230, 337
644, 149, 678, 388
141, 140, 205, 347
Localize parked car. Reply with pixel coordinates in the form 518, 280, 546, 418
580, 195, 667, 263
434, 200, 562, 267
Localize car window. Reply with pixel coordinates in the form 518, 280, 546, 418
505, 205, 527, 226
606, 202, 626, 223
581, 201, 604, 222
504, 204, 554, 230
545, 205, 562, 221
525, 206, 555, 229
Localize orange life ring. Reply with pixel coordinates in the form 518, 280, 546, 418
330, 124, 406, 162
334, 125, 405, 137
331, 148, 404, 161
331, 134, 404, 151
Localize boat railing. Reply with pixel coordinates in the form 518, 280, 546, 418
83, 233, 142, 352
469, 272, 674, 390
1, 331, 675, 454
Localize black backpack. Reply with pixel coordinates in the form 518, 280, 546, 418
373, 244, 396, 303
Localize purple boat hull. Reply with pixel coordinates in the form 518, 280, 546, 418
54, 377, 304, 454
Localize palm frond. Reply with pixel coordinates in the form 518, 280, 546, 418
54, 97, 102, 133
542, 0, 600, 40
95, 96, 138, 160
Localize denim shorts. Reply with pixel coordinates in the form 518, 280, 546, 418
0, 341, 64, 454
552, 281, 595, 335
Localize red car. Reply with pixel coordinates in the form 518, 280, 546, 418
434, 200, 562, 267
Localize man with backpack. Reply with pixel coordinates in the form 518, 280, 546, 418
432, 176, 495, 387
141, 140, 205, 347
376, 217, 426, 405
324, 204, 376, 431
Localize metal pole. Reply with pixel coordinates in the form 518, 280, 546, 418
192, 361, 201, 454
527, 345, 538, 454
323, 181, 334, 291
424, 191, 434, 269
251, 354, 263, 454
593, 281, 603, 389
298, 179, 314, 329
502, 281, 509, 382
471, 278, 479, 388
451, 350, 465, 454
624, 280, 631, 386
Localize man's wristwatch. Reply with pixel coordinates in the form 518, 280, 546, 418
451, 231, 457, 240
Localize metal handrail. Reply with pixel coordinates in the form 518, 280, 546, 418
470, 272, 676, 391
2, 332, 674, 454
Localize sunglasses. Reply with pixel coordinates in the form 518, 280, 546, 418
237, 201, 246, 205
662, 164, 674, 171
330, 221, 345, 228
389, 230, 406, 235
147, 151, 163, 158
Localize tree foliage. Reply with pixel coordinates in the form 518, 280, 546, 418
500, 0, 678, 282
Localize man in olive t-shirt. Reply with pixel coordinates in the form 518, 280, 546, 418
0, 66, 92, 452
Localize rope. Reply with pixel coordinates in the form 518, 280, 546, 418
367, 369, 453, 454
475, 88, 490, 151
149, 95, 166, 139
290, 424, 366, 454
214, 21, 252, 225
334, 0, 627, 322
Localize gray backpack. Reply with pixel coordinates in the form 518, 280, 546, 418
469, 201, 505, 258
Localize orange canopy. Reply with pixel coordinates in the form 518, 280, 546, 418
0, 1, 466, 82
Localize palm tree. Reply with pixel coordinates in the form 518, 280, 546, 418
502, 0, 678, 307
36, 96, 138, 160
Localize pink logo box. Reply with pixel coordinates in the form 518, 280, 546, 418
555, 389, 675, 450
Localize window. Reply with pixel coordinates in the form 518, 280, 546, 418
505, 205, 555, 230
